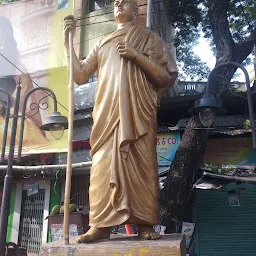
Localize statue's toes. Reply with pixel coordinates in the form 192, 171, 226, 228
76, 234, 93, 243
144, 233, 151, 240
76, 235, 85, 243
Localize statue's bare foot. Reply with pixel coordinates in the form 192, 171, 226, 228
137, 225, 161, 240
76, 227, 110, 243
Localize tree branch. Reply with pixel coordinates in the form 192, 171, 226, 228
235, 29, 256, 63
208, 0, 234, 64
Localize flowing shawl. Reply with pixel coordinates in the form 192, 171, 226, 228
86, 25, 176, 227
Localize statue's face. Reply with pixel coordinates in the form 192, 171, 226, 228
114, 0, 136, 23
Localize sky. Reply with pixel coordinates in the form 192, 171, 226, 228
193, 36, 215, 70
194, 36, 255, 85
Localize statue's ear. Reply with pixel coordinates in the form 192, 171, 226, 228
132, 0, 139, 16
134, 7, 139, 17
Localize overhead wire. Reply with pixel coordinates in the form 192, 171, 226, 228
0, 53, 80, 120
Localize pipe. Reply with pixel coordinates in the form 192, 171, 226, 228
146, 0, 152, 28
0, 161, 92, 172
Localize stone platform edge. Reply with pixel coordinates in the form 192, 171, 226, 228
40, 234, 186, 256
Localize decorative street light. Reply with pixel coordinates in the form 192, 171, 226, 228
17, 87, 68, 161
191, 61, 256, 150
0, 80, 68, 255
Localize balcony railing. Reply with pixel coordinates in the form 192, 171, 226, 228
74, 80, 247, 114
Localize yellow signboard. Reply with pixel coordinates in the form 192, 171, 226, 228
0, 0, 74, 157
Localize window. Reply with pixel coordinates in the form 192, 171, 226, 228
86, 0, 113, 14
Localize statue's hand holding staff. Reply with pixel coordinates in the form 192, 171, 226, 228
116, 41, 140, 61
63, 15, 76, 46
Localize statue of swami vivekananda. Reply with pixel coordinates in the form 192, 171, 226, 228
63, 0, 178, 243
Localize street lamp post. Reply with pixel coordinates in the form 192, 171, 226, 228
0, 88, 11, 162
192, 61, 256, 150
0, 81, 68, 255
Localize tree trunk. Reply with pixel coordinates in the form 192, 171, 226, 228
160, 116, 208, 229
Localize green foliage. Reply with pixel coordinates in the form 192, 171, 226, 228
201, 0, 255, 47
163, 0, 210, 80
201, 162, 233, 174
163, 0, 256, 80
227, 0, 256, 43
243, 119, 256, 129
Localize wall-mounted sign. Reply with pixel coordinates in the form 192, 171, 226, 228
181, 222, 195, 249
228, 190, 240, 207
202, 137, 256, 165
157, 132, 180, 166
50, 224, 78, 242
27, 183, 39, 196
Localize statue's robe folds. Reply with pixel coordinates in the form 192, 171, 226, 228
80, 25, 177, 227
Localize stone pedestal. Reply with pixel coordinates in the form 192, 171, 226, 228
40, 234, 186, 256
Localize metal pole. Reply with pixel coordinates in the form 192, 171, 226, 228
240, 65, 256, 150
0, 89, 11, 162
0, 81, 21, 255
63, 30, 75, 245
146, 0, 152, 28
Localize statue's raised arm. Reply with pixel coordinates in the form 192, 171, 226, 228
63, 15, 98, 85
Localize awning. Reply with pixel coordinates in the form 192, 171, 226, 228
194, 170, 256, 190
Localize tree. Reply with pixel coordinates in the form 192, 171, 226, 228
160, 0, 256, 230
158, 0, 211, 80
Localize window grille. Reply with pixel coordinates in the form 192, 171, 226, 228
18, 189, 45, 255
70, 174, 90, 212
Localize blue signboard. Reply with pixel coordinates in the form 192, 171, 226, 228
157, 132, 180, 166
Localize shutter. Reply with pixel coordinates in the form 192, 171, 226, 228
196, 183, 256, 256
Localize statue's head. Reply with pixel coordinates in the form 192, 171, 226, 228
114, 0, 138, 24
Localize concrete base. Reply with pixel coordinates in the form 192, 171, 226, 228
40, 234, 186, 256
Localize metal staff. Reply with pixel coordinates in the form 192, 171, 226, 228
63, 29, 75, 245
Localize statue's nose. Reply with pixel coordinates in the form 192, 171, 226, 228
118, 1, 124, 6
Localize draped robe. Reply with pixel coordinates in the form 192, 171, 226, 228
80, 25, 177, 227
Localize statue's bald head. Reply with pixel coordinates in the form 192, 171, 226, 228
114, 0, 138, 24
114, 0, 138, 7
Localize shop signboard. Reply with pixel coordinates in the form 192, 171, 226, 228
157, 131, 180, 166
202, 137, 256, 165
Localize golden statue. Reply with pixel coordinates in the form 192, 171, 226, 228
63, 0, 177, 243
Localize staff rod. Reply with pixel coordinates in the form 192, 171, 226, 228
63, 30, 75, 245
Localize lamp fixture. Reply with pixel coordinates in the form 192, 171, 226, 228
191, 94, 223, 127
40, 111, 68, 140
